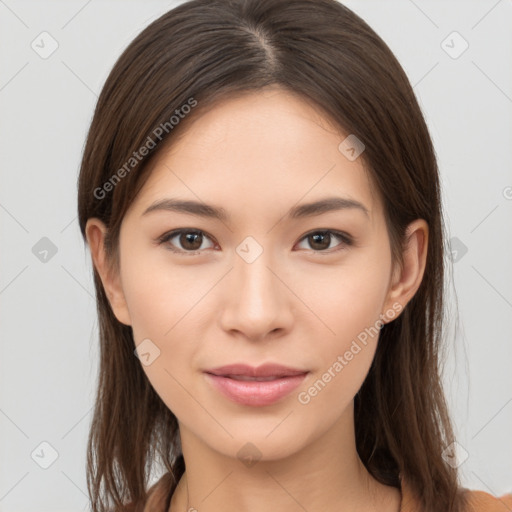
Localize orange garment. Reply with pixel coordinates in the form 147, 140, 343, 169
400, 475, 512, 512
131, 471, 512, 512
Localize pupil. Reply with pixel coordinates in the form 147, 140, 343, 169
311, 232, 329, 250
182, 232, 201, 250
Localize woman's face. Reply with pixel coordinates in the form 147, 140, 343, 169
96, 87, 412, 461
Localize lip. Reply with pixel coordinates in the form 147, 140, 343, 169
204, 363, 309, 406
205, 363, 308, 378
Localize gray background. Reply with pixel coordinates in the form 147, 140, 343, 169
1, 0, 511, 510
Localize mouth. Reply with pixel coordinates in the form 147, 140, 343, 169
215, 375, 292, 381
204, 363, 309, 406
205, 363, 308, 378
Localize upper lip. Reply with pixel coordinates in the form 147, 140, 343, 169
205, 363, 308, 378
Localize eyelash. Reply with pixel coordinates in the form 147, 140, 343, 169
156, 228, 354, 256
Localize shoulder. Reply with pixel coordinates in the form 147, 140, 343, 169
399, 477, 512, 512
111, 504, 138, 512
461, 488, 512, 512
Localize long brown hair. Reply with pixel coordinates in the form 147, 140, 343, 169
77, 1, 467, 511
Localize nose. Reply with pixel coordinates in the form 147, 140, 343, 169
218, 248, 294, 342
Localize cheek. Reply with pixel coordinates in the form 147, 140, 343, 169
304, 251, 391, 342
120, 245, 212, 342
296, 250, 390, 402
119, 248, 218, 409
296, 282, 384, 423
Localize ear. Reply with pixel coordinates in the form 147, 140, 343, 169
85, 218, 132, 326
381, 219, 428, 323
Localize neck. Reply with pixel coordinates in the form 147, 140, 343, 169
169, 404, 401, 512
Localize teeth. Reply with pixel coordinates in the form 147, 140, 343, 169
227, 375, 283, 381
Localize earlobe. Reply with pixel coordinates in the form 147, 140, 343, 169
85, 218, 132, 326
382, 219, 429, 323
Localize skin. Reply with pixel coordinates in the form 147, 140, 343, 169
86, 86, 428, 512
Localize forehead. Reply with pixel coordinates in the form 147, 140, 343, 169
128, 87, 381, 224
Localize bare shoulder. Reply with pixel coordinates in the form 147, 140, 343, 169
110, 504, 138, 512
462, 488, 512, 512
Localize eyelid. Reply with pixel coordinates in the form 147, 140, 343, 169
156, 228, 354, 255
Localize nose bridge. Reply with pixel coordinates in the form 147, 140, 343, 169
219, 238, 291, 339
238, 249, 277, 304
236, 241, 281, 312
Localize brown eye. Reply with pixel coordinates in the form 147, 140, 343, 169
158, 229, 215, 254
296, 230, 352, 252
308, 232, 331, 250
179, 231, 203, 250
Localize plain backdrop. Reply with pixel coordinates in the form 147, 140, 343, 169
0, 0, 511, 510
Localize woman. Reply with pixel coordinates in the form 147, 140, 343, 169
77, 0, 512, 511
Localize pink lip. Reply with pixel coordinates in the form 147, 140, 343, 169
204, 363, 308, 406
204, 373, 308, 406
206, 363, 308, 378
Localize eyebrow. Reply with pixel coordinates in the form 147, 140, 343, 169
141, 196, 370, 221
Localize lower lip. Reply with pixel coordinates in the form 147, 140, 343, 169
204, 372, 308, 406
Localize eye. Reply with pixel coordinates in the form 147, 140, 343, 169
295, 230, 353, 253
157, 229, 216, 254
157, 228, 353, 255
